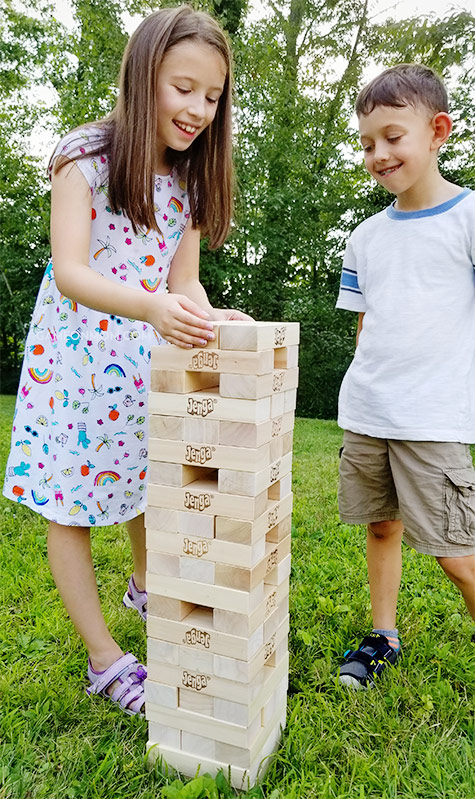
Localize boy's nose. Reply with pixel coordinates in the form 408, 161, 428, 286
373, 142, 389, 161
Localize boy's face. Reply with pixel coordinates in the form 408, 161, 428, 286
358, 104, 438, 198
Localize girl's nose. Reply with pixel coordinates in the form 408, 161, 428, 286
187, 93, 206, 120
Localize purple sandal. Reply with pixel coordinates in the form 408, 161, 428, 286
86, 652, 147, 715
122, 575, 147, 621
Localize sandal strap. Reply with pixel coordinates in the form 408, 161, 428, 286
87, 653, 141, 696
358, 634, 395, 660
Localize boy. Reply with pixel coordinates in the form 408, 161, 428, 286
336, 63, 475, 689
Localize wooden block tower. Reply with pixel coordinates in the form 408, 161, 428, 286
145, 321, 299, 788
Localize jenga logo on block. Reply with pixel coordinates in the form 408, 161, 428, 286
183, 628, 211, 648
266, 547, 278, 574
185, 444, 213, 465
187, 397, 216, 417
267, 506, 279, 529
272, 371, 285, 393
272, 416, 282, 437
264, 634, 276, 661
182, 671, 210, 691
270, 461, 281, 484
189, 351, 219, 370
274, 326, 286, 346
265, 591, 277, 617
183, 537, 210, 557
184, 492, 212, 512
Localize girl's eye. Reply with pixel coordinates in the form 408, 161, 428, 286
206, 97, 219, 105
176, 87, 190, 94
388, 136, 401, 143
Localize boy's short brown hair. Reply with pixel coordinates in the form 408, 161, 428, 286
356, 63, 449, 117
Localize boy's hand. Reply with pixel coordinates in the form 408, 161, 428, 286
148, 294, 216, 348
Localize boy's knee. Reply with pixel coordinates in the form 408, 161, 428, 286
368, 519, 403, 539
437, 554, 475, 583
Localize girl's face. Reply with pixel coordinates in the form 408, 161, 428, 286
155, 39, 227, 171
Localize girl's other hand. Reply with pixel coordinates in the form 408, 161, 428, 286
149, 293, 215, 348
213, 308, 254, 322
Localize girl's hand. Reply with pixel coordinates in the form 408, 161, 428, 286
213, 308, 254, 322
148, 293, 216, 348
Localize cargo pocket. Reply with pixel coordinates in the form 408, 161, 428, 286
443, 467, 475, 545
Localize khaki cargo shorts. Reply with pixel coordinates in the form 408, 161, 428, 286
338, 431, 475, 557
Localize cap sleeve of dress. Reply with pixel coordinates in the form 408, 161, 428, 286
48, 127, 109, 194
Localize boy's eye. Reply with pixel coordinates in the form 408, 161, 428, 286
387, 136, 401, 143
363, 145, 373, 153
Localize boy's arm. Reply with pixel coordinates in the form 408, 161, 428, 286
356, 312, 365, 347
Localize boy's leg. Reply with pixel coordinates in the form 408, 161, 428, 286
367, 519, 404, 630
47, 521, 123, 671
436, 554, 475, 619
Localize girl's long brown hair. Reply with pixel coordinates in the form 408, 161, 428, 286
52, 5, 234, 249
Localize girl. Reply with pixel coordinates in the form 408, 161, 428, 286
3, 5, 250, 716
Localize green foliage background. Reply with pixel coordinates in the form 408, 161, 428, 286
1, 0, 475, 413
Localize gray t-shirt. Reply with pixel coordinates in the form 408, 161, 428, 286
336, 189, 475, 443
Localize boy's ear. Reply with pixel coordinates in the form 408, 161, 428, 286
430, 112, 453, 150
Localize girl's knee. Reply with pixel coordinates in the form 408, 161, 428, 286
368, 519, 403, 539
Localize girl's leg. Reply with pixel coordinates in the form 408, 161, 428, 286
47, 521, 123, 671
126, 513, 146, 591
436, 554, 475, 620
367, 519, 404, 629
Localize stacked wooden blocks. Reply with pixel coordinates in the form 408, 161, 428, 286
145, 321, 299, 788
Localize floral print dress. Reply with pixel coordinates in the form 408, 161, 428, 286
3, 127, 190, 526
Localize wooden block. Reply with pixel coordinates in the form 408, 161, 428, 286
270, 391, 285, 418
213, 579, 290, 637
274, 345, 299, 369
148, 607, 264, 660
218, 452, 292, 497
265, 553, 291, 586
146, 702, 262, 748
179, 644, 214, 673
149, 438, 273, 473
148, 721, 181, 750
148, 638, 180, 666
218, 411, 294, 449
147, 529, 266, 568
149, 388, 271, 424
148, 551, 180, 577
179, 556, 215, 584
219, 368, 298, 400
268, 472, 292, 500
148, 461, 210, 488
145, 507, 178, 533
212, 616, 289, 684
146, 716, 283, 789
215, 492, 293, 546
177, 511, 215, 539
147, 594, 195, 621
183, 417, 220, 443
181, 731, 216, 759
284, 388, 297, 412
149, 415, 184, 440
213, 535, 291, 593
147, 572, 265, 614
218, 321, 300, 351
269, 430, 293, 462
148, 479, 268, 521
151, 345, 275, 375
213, 697, 249, 726
144, 680, 178, 709
266, 512, 292, 543
151, 369, 219, 393
147, 650, 289, 705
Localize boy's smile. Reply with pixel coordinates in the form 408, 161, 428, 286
358, 104, 443, 210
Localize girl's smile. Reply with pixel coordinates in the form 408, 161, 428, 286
154, 40, 226, 170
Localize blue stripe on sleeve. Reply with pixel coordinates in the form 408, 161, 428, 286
340, 269, 361, 294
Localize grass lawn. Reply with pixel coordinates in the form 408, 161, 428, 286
1, 394, 474, 798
